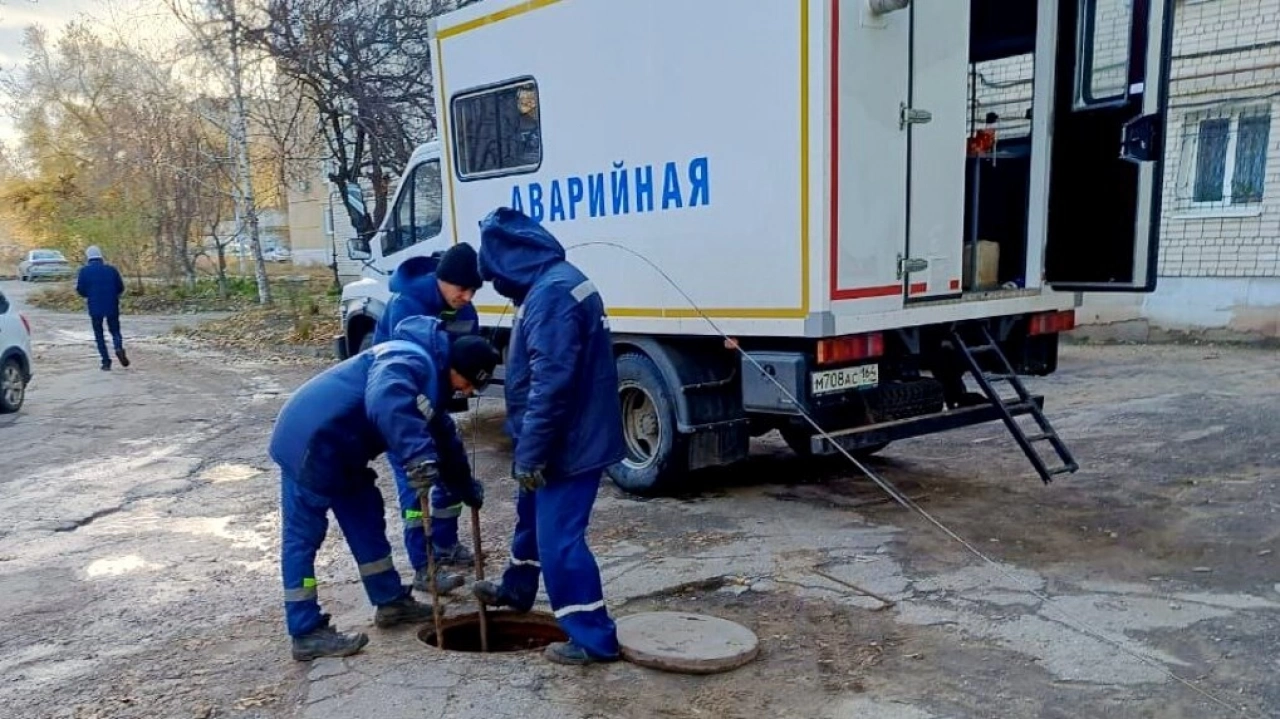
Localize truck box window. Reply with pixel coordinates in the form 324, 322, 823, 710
382, 160, 443, 257
451, 78, 542, 180
1075, 0, 1133, 108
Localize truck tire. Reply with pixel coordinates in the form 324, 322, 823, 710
607, 352, 688, 496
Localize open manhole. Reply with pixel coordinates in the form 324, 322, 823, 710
417, 610, 567, 653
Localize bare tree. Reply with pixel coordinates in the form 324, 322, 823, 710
252, 0, 469, 239
166, 0, 274, 305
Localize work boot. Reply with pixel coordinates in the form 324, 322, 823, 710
413, 566, 465, 595
433, 542, 474, 569
471, 580, 531, 612
100, 361, 111, 371
116, 348, 130, 368
374, 591, 438, 628
544, 641, 619, 666
291, 615, 369, 661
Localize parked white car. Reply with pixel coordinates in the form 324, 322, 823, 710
263, 247, 292, 262
18, 249, 74, 282
0, 287, 33, 413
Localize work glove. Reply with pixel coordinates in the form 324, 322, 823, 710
458, 477, 485, 510
405, 460, 440, 499
512, 463, 546, 493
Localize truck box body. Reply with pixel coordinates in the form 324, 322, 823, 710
414, 0, 1167, 339
339, 0, 1174, 493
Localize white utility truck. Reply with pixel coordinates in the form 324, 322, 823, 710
337, 0, 1174, 495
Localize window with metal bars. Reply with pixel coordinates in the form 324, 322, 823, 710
451, 78, 542, 181
1176, 106, 1271, 210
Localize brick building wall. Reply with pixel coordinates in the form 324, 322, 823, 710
968, 0, 1280, 337
1159, 0, 1280, 278
1076, 0, 1280, 338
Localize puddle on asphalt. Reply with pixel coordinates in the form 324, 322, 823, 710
199, 463, 264, 484
85, 554, 160, 578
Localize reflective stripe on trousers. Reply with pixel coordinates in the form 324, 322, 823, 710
390, 451, 462, 571
280, 470, 403, 637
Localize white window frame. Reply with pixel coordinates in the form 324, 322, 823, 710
1176, 106, 1271, 217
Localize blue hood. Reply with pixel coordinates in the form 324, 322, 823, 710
478, 208, 566, 303
391, 314, 450, 362
388, 254, 442, 301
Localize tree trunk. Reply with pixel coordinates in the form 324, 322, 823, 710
215, 243, 229, 300
228, 1, 272, 305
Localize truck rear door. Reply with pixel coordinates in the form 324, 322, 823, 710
1043, 0, 1174, 292
904, 0, 971, 301
830, 0, 910, 311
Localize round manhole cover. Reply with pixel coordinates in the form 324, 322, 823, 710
616, 611, 760, 674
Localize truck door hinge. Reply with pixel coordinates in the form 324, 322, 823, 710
900, 102, 933, 130
897, 254, 929, 279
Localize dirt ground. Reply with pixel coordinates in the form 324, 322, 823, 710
2, 278, 1276, 719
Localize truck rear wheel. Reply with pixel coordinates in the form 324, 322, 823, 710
607, 352, 688, 496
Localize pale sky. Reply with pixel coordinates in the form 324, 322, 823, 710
0, 0, 96, 67
0, 0, 184, 145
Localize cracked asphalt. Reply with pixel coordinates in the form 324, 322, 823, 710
2, 278, 1278, 719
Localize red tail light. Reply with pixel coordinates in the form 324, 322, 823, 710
816, 332, 884, 366
20, 313, 31, 335
1028, 310, 1075, 336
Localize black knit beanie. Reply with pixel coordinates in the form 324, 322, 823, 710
449, 335, 501, 389
436, 242, 483, 290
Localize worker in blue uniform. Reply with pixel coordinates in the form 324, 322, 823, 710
471, 207, 627, 666
371, 242, 484, 594
270, 315, 500, 661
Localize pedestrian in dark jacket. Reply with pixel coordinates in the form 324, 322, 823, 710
269, 315, 500, 661
471, 207, 626, 666
75, 246, 128, 371
371, 243, 484, 593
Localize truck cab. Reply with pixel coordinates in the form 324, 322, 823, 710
338, 0, 1175, 495
339, 141, 455, 355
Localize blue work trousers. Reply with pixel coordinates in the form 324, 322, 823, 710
389, 451, 463, 571
280, 470, 405, 636
91, 313, 123, 365
498, 470, 619, 659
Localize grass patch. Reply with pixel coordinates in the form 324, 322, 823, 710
171, 275, 341, 355
28, 277, 260, 314
29, 267, 345, 359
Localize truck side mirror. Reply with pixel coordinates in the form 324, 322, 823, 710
347, 236, 372, 261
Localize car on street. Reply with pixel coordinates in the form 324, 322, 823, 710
0, 287, 33, 413
18, 249, 74, 282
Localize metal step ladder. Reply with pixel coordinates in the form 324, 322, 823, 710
949, 323, 1078, 484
